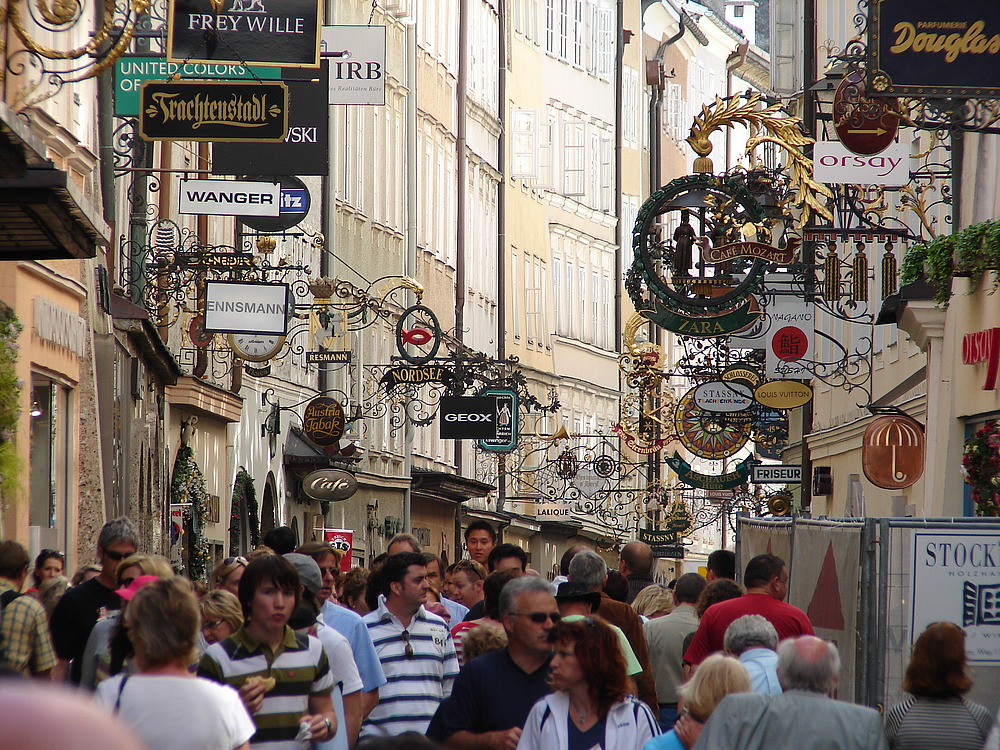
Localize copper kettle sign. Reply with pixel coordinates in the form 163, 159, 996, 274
862, 415, 925, 490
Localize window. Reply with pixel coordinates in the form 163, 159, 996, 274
545, 0, 556, 53
623, 67, 639, 147
595, 4, 613, 79
525, 255, 534, 340
511, 250, 521, 338
538, 114, 556, 188
511, 109, 538, 178
30, 379, 72, 539
571, 0, 583, 66
562, 121, 585, 195
600, 135, 613, 212
553, 257, 562, 334
734, 4, 744, 17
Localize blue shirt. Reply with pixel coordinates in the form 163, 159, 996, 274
320, 600, 387, 693
438, 647, 553, 740
568, 715, 606, 750
442, 596, 469, 624
739, 647, 782, 695
644, 729, 686, 750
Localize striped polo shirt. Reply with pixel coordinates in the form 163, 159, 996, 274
198, 625, 334, 750
361, 600, 459, 736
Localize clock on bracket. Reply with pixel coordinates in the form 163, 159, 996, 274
227, 333, 285, 363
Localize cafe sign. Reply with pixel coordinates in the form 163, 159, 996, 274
168, 0, 322, 68
302, 469, 358, 502
868, 0, 1000, 97
140, 81, 288, 142
302, 396, 345, 446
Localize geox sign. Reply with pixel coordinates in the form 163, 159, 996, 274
168, 0, 322, 68
439, 397, 498, 440
179, 179, 281, 216
139, 81, 288, 142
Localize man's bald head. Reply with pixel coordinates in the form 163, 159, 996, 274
618, 541, 654, 576
777, 636, 840, 695
0, 681, 146, 750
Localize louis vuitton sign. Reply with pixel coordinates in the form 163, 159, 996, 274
168, 0, 322, 68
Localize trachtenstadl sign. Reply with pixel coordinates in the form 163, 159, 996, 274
204, 281, 291, 335
168, 0, 322, 68
813, 140, 910, 186
178, 179, 280, 217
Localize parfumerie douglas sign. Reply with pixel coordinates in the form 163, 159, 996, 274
204, 281, 291, 335
168, 0, 322, 68
179, 179, 280, 217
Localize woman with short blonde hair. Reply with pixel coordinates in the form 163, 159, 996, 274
198, 590, 244, 648
631, 584, 674, 620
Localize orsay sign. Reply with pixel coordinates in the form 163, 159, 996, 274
302, 469, 358, 502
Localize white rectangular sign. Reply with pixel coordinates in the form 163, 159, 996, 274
322, 26, 386, 105
765, 298, 814, 379
534, 501, 575, 520
911, 531, 1000, 662
179, 179, 281, 217
751, 464, 802, 483
813, 140, 910, 187
204, 281, 290, 335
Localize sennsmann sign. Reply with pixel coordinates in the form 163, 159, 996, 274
204, 281, 291, 335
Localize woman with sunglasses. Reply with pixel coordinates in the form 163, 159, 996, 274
517, 618, 660, 750
211, 556, 248, 597
885, 622, 992, 750
198, 590, 244, 650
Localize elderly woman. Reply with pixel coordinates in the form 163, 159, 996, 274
885, 622, 992, 750
210, 556, 247, 597
199, 590, 244, 649
95, 577, 254, 750
517, 618, 660, 750
644, 653, 750, 750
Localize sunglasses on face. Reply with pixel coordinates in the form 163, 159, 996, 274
119, 577, 136, 588
202, 619, 225, 630
224, 556, 248, 567
511, 611, 562, 624
401, 629, 414, 658
104, 549, 133, 562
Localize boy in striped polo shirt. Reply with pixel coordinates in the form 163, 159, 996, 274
362, 551, 459, 737
199, 555, 337, 749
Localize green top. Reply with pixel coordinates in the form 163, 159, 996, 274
560, 614, 642, 675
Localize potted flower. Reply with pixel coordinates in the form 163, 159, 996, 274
962, 420, 1000, 517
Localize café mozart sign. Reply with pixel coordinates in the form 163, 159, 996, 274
168, 0, 322, 68
140, 81, 288, 142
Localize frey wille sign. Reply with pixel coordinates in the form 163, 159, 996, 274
140, 81, 288, 142
168, 0, 322, 68
868, 1, 1000, 97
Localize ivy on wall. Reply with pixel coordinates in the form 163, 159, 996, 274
229, 467, 259, 555
170, 442, 211, 580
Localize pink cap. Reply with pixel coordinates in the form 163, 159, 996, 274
115, 574, 160, 602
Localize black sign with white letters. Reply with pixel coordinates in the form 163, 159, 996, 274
212, 65, 329, 176
439, 397, 498, 440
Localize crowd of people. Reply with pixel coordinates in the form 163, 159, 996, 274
1, 518, 998, 750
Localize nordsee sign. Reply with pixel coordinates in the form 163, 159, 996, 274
813, 140, 910, 186
179, 179, 280, 217
204, 281, 291, 335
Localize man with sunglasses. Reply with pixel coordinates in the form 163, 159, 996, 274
361, 552, 459, 737
50, 517, 138, 685
437, 576, 558, 750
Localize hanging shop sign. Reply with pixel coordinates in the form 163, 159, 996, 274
862, 414, 925, 490
675, 390, 749, 460
395, 305, 443, 365
611, 423, 671, 455
167, 0, 322, 68
693, 381, 755, 413
833, 70, 902, 156
535, 500, 575, 521
307, 350, 352, 364
439, 397, 498, 440
323, 529, 355, 572
962, 328, 1000, 390
302, 468, 358, 502
114, 57, 280, 116
765, 299, 814, 379
381, 365, 454, 391
302, 396, 346, 446
322, 25, 387, 105
139, 81, 288, 142
755, 408, 789, 461
178, 179, 280, 217
813, 140, 910, 187
754, 380, 814, 410
639, 529, 680, 546
204, 281, 291, 335
666, 453, 757, 490
172, 250, 257, 270
239, 176, 311, 233
751, 464, 803, 484
699, 237, 800, 265
641, 297, 762, 338
722, 364, 763, 389
868, 1, 1000, 98
478, 389, 519, 452
213, 68, 329, 176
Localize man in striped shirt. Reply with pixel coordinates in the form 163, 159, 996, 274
199, 555, 337, 749
362, 551, 459, 736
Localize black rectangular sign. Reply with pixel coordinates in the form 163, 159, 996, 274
869, 0, 1000, 97
212, 66, 329, 175
440, 397, 498, 440
638, 529, 680, 546
140, 81, 288, 142
168, 0, 322, 68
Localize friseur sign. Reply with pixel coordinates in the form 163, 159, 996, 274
140, 81, 288, 142
168, 0, 322, 68
868, 1, 1000, 97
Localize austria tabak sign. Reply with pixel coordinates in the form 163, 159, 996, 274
140, 81, 288, 142
168, 0, 322, 68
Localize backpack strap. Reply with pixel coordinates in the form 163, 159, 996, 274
113, 675, 131, 712
0, 589, 20, 609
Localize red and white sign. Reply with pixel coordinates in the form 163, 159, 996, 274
962, 328, 1000, 390
323, 528, 354, 572
765, 300, 814, 379
814, 140, 910, 186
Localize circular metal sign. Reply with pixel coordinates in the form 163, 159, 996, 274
862, 415, 925, 490
240, 175, 311, 233
754, 380, 814, 410
675, 389, 749, 460
693, 380, 755, 413
721, 364, 762, 389
302, 396, 345, 446
833, 71, 902, 156
302, 469, 358, 502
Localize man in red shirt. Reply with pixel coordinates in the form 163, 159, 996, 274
684, 553, 813, 668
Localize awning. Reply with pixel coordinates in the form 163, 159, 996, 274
411, 467, 495, 504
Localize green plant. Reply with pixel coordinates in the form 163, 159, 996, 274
900, 219, 1000, 305
0, 302, 23, 507
170, 443, 211, 580
228, 468, 258, 555
963, 420, 1000, 516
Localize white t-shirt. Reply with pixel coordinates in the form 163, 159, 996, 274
96, 673, 255, 750
313, 621, 364, 750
